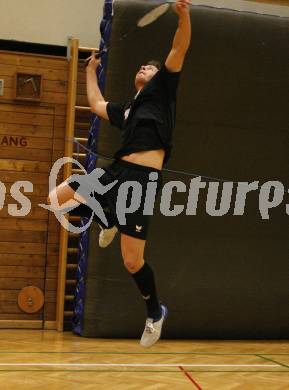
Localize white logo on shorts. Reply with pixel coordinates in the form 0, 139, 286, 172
124, 108, 130, 120
136, 225, 143, 233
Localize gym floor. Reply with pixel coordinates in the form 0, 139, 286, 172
0, 330, 288, 389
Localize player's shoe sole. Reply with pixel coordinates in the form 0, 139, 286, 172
99, 225, 118, 248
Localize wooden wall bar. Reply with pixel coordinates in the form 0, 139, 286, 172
0, 51, 68, 329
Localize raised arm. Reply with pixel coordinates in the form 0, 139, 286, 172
86, 52, 109, 120
165, 0, 191, 73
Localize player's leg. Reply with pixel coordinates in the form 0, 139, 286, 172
47, 180, 117, 237
47, 180, 86, 211
68, 180, 118, 246
120, 233, 167, 347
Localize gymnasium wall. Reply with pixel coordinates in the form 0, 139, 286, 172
81, 0, 289, 338
0, 51, 69, 329
0, 0, 103, 48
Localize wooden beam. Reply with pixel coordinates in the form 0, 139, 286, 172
55, 38, 79, 332
0, 320, 42, 329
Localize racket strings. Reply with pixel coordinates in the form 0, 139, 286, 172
138, 3, 171, 27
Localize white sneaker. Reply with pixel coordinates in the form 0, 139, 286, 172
140, 304, 168, 348
98, 225, 118, 248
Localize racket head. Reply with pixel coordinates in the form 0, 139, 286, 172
137, 3, 170, 28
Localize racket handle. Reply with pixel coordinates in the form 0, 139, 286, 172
84, 51, 102, 67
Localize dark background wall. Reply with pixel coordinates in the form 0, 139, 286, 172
82, 1, 289, 338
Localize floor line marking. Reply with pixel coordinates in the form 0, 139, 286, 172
0, 352, 288, 356
179, 366, 203, 389
256, 354, 289, 369
0, 363, 279, 367
0, 369, 287, 373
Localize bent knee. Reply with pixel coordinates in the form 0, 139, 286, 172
123, 256, 144, 273
47, 187, 59, 207
47, 190, 56, 206
47, 182, 76, 208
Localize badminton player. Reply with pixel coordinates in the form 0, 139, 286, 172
48, 0, 191, 347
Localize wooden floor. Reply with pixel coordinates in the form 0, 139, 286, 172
0, 330, 288, 389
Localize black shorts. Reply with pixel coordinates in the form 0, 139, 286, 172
67, 160, 162, 240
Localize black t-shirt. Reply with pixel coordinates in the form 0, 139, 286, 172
106, 65, 180, 165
